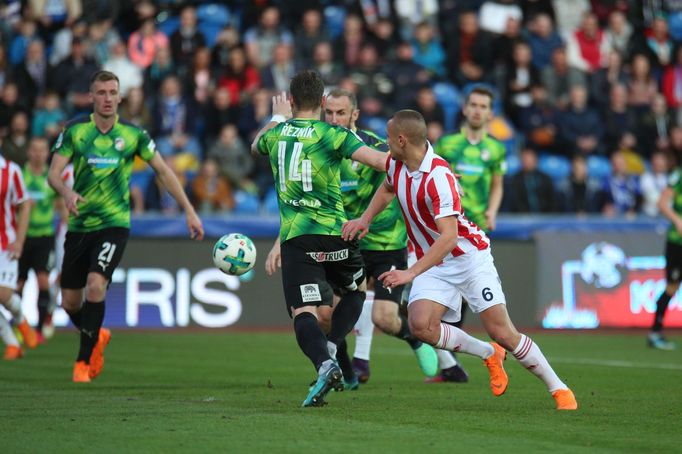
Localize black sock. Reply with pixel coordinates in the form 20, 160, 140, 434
328, 290, 365, 345
77, 300, 105, 363
67, 307, 83, 330
652, 291, 673, 332
37, 290, 50, 330
396, 314, 422, 349
335, 338, 355, 381
294, 312, 331, 371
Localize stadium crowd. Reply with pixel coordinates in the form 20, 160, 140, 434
0, 0, 680, 217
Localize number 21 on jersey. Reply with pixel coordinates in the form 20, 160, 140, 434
278, 141, 312, 192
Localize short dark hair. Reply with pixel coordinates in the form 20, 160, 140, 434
465, 86, 495, 105
290, 70, 324, 111
326, 88, 357, 110
90, 70, 120, 90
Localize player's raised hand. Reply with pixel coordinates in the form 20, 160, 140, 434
186, 211, 204, 240
378, 268, 416, 290
65, 190, 86, 216
265, 239, 282, 276
272, 91, 292, 119
342, 217, 370, 241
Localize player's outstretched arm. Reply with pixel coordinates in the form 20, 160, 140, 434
48, 153, 85, 216
350, 145, 389, 172
265, 236, 281, 276
342, 180, 395, 241
8, 200, 30, 260
250, 91, 292, 155
148, 153, 204, 240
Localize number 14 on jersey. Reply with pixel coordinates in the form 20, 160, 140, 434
278, 141, 312, 192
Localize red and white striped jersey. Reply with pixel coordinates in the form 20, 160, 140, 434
0, 156, 29, 250
386, 144, 489, 262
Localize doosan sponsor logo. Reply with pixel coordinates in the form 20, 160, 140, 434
306, 249, 349, 262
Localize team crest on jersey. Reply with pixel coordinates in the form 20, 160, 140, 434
114, 138, 125, 151
306, 249, 349, 262
481, 149, 490, 161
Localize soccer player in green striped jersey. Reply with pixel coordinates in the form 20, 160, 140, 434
48, 70, 204, 383
253, 70, 386, 407
17, 137, 67, 339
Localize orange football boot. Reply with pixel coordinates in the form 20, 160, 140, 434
552, 389, 578, 410
73, 361, 91, 383
483, 342, 508, 396
88, 328, 111, 379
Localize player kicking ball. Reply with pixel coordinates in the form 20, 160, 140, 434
342, 110, 577, 410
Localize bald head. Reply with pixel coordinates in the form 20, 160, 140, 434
389, 110, 427, 145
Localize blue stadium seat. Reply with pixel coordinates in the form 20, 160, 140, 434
198, 22, 223, 48
432, 82, 460, 132
157, 16, 180, 37
130, 170, 154, 191
197, 4, 230, 26
233, 191, 260, 215
263, 189, 279, 215
587, 155, 612, 180
538, 154, 571, 180
324, 6, 346, 40
506, 153, 521, 176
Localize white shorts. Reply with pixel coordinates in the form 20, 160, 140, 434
0, 251, 19, 290
408, 248, 505, 323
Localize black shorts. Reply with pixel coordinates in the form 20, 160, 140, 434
61, 227, 129, 289
281, 234, 365, 315
362, 248, 407, 304
665, 241, 682, 282
18, 235, 54, 280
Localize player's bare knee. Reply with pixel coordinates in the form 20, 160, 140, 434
372, 301, 399, 334
85, 273, 108, 301
667, 281, 680, 295
36, 273, 50, 290
61, 289, 83, 312
408, 314, 437, 344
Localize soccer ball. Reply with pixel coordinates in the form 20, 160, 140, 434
212, 233, 257, 276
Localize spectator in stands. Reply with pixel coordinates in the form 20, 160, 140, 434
590, 50, 628, 109
507, 147, 556, 213
203, 87, 239, 145
49, 17, 87, 66
552, 0, 591, 36
504, 40, 541, 127
479, 0, 523, 34
191, 158, 234, 213
670, 126, 682, 161
446, 10, 495, 86
244, 6, 293, 69
29, 0, 82, 30
2, 110, 30, 165
412, 85, 444, 126
394, 0, 439, 40
602, 83, 637, 154
238, 88, 271, 142
334, 14, 366, 69
0, 82, 23, 136
294, 8, 330, 68
369, 17, 399, 62
144, 156, 188, 214
0, 45, 9, 88
492, 15, 523, 68
641, 15, 673, 73
556, 154, 603, 213
565, 12, 608, 73
426, 120, 444, 144
88, 19, 121, 65
80, 0, 120, 26
9, 19, 38, 65
349, 43, 392, 107
211, 26, 240, 72
119, 86, 151, 131
103, 40, 142, 99
590, 0, 629, 24
559, 84, 603, 155
640, 150, 671, 216
312, 41, 343, 88
218, 46, 260, 107
411, 22, 446, 78
603, 10, 632, 59
260, 42, 297, 93
184, 46, 212, 107
383, 41, 430, 110
153, 75, 201, 162
662, 44, 682, 124
627, 53, 659, 125
638, 93, 673, 158
31, 91, 65, 140
541, 47, 586, 109
207, 124, 255, 194
170, 5, 206, 79
12, 38, 47, 109
527, 13, 564, 70
143, 45, 174, 107
601, 150, 642, 216
519, 84, 560, 153
48, 37, 99, 115
127, 18, 169, 69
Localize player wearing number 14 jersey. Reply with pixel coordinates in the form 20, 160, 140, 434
253, 70, 387, 407
48, 70, 204, 383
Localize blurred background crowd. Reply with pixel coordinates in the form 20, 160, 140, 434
0, 0, 680, 218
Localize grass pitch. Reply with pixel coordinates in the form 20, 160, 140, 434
1, 330, 681, 453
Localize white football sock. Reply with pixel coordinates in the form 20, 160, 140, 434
327, 341, 337, 359
437, 349, 457, 369
512, 334, 567, 393
436, 323, 494, 359
0, 311, 19, 346
4, 293, 24, 324
352, 291, 374, 360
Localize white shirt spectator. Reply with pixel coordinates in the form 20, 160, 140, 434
479, 1, 523, 35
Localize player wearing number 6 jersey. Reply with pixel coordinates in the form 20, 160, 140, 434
48, 70, 204, 383
342, 110, 577, 410
252, 70, 387, 407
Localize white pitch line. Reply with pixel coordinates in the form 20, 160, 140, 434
549, 357, 682, 371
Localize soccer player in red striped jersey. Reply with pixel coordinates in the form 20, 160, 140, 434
342, 110, 577, 410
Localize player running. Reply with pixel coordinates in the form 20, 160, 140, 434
48, 70, 204, 382
253, 70, 388, 407
343, 110, 577, 410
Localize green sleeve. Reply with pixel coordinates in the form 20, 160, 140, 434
137, 129, 157, 162
337, 129, 364, 159
256, 132, 270, 156
53, 127, 74, 158
491, 142, 507, 175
